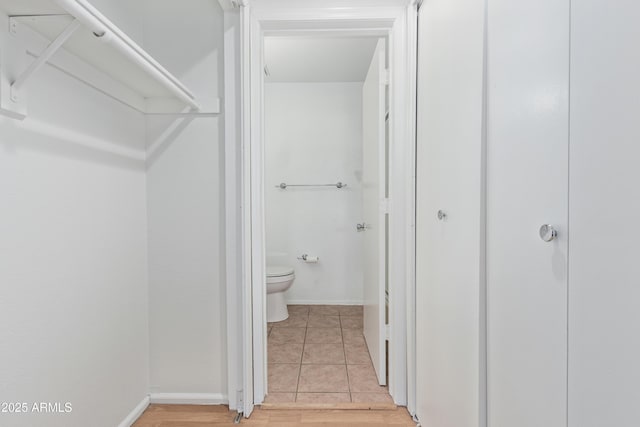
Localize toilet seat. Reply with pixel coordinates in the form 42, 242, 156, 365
267, 265, 294, 278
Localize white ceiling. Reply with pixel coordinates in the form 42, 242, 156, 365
0, 0, 63, 15
264, 36, 380, 83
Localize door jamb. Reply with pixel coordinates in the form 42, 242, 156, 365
226, 0, 418, 412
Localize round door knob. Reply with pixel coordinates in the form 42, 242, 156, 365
539, 224, 558, 242
437, 210, 446, 220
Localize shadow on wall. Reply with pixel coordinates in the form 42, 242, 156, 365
0, 117, 146, 172
145, 117, 196, 167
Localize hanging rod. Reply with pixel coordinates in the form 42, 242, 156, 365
276, 182, 347, 189
53, 0, 200, 110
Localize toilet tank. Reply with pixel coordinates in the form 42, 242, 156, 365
266, 251, 288, 266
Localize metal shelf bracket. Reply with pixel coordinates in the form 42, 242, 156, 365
9, 18, 80, 102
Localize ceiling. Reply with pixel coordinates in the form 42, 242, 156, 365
0, 0, 63, 15
264, 36, 380, 83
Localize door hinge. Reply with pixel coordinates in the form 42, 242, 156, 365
237, 389, 244, 408
9, 17, 18, 36
380, 198, 390, 214
382, 69, 390, 86
233, 389, 243, 423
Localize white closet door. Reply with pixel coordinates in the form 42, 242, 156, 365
569, 2, 640, 426
415, 0, 486, 425
487, 1, 569, 426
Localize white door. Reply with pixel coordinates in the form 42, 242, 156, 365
569, 2, 640, 426
362, 39, 387, 386
415, 0, 486, 424
487, 0, 569, 426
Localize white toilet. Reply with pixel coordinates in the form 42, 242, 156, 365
266, 265, 295, 322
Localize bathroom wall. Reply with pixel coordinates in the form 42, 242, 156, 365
265, 82, 364, 305
0, 7, 149, 427
144, 0, 228, 400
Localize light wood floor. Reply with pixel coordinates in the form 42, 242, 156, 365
133, 404, 417, 427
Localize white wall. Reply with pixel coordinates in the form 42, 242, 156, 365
144, 0, 228, 398
265, 83, 364, 305
0, 0, 229, 422
0, 8, 149, 427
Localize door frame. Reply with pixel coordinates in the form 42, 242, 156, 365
225, 0, 418, 413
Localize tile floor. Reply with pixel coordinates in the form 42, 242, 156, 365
265, 304, 392, 404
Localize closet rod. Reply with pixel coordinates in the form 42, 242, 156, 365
53, 0, 200, 110
25, 50, 219, 118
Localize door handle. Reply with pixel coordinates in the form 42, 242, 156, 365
356, 223, 369, 232
539, 224, 558, 242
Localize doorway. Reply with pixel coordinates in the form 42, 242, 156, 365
262, 35, 389, 405
224, 3, 418, 417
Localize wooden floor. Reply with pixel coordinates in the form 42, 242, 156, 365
133, 404, 417, 427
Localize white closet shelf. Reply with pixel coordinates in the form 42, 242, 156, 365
0, 0, 218, 119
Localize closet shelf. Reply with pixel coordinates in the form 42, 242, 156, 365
0, 0, 216, 119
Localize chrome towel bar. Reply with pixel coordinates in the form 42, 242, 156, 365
276, 182, 346, 189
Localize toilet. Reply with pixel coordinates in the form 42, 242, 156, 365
266, 265, 295, 322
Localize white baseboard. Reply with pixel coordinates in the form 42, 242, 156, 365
118, 396, 150, 427
149, 393, 229, 405
286, 300, 363, 306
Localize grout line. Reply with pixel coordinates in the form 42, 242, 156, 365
294, 305, 309, 401
272, 305, 388, 402
341, 316, 353, 401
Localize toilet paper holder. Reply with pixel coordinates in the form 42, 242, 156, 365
297, 254, 319, 262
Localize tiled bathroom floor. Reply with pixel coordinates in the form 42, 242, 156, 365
265, 305, 392, 404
